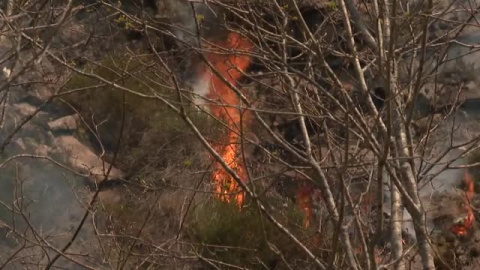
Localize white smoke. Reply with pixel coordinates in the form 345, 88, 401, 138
2, 67, 11, 78
161, 0, 224, 108
163, 0, 222, 47
192, 72, 211, 108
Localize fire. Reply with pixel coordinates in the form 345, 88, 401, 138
298, 183, 314, 228
451, 170, 475, 236
199, 33, 253, 205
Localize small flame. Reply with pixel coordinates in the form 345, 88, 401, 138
451, 170, 475, 236
298, 184, 314, 228
199, 33, 253, 205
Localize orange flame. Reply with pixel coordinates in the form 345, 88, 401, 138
200, 33, 253, 205
298, 184, 314, 228
451, 170, 475, 236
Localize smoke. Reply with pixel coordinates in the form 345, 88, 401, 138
0, 107, 99, 267
0, 53, 100, 267
164, 0, 223, 47
162, 0, 232, 106
192, 71, 211, 107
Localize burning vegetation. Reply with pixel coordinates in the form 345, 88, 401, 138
196, 32, 318, 226
451, 170, 476, 236
196, 32, 253, 205
24, 0, 480, 269
429, 168, 480, 269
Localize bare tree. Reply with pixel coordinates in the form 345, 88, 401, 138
1, 0, 480, 269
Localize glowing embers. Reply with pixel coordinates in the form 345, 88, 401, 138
199, 32, 253, 206
451, 170, 475, 236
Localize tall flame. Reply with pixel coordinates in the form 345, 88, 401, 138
298, 184, 314, 228
451, 170, 475, 236
198, 34, 318, 227
199, 33, 253, 205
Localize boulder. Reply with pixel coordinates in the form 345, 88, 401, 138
55, 135, 124, 183
48, 114, 79, 132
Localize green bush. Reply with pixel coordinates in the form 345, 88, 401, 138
188, 198, 317, 269
62, 55, 222, 173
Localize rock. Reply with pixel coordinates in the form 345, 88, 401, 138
55, 135, 124, 183
35, 144, 50, 156
14, 102, 37, 116
48, 115, 79, 132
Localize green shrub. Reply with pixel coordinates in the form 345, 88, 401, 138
188, 198, 317, 269
62, 55, 222, 173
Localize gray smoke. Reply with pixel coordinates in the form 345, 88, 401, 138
160, 0, 226, 106
0, 46, 101, 268
162, 0, 223, 47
